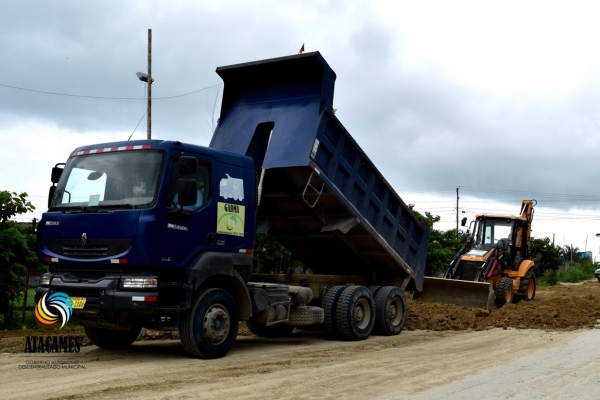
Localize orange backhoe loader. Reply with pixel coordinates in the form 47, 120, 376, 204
414, 200, 538, 310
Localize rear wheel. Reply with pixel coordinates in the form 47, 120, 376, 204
335, 286, 375, 341
84, 325, 142, 350
322, 285, 346, 338
518, 269, 536, 301
373, 286, 407, 336
494, 277, 514, 308
179, 288, 239, 359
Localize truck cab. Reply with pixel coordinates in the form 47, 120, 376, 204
36, 140, 256, 356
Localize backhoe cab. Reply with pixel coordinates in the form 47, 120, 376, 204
415, 200, 538, 310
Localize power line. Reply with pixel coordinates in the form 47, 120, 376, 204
0, 82, 222, 100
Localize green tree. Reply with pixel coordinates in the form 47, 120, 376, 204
409, 205, 469, 276
253, 234, 308, 274
530, 237, 564, 275
0, 191, 39, 328
562, 244, 579, 263
0, 191, 35, 223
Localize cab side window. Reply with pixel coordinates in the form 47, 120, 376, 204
168, 158, 210, 211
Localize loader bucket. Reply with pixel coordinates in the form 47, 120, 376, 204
413, 277, 495, 310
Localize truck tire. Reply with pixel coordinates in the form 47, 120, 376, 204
322, 285, 346, 338
373, 286, 407, 336
494, 277, 514, 308
179, 288, 239, 359
335, 286, 375, 341
84, 325, 142, 350
288, 306, 324, 326
367, 286, 382, 297
517, 269, 536, 301
246, 320, 294, 337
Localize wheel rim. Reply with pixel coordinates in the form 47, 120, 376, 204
389, 297, 403, 326
354, 298, 371, 329
203, 304, 230, 345
527, 279, 535, 299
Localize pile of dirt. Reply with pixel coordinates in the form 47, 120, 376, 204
406, 281, 600, 331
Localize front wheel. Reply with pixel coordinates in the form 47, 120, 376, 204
84, 325, 142, 349
494, 277, 514, 308
179, 288, 239, 359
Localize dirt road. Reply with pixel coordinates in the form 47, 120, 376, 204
1, 282, 599, 399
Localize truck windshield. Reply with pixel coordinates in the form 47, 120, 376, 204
51, 150, 163, 209
472, 218, 513, 251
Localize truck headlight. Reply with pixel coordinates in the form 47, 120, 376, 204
40, 273, 53, 287
120, 277, 158, 289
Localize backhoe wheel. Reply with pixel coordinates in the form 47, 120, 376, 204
322, 285, 346, 338
179, 288, 239, 359
335, 286, 375, 341
84, 325, 142, 350
373, 286, 407, 336
246, 320, 294, 337
494, 277, 514, 308
518, 269, 536, 301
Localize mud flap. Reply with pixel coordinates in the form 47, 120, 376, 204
413, 277, 495, 310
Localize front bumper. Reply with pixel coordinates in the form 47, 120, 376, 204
35, 274, 191, 327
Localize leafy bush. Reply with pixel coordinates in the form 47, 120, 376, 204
0, 191, 42, 329
538, 269, 558, 287
557, 261, 596, 283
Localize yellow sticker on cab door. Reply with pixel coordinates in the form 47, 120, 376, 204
217, 202, 245, 237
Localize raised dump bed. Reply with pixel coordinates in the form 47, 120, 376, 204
210, 52, 429, 292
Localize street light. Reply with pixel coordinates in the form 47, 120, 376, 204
136, 72, 153, 83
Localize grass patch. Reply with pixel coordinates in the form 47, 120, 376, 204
539, 262, 597, 286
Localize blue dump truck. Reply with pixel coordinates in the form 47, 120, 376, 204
35, 52, 429, 359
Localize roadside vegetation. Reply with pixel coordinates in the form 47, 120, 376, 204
0, 191, 44, 329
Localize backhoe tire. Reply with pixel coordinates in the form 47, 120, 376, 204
179, 288, 239, 359
84, 325, 142, 350
335, 286, 375, 341
518, 269, 536, 301
288, 306, 324, 327
373, 286, 407, 336
322, 285, 346, 339
246, 320, 294, 337
494, 277, 514, 308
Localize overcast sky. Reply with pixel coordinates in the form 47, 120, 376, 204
2, 0, 600, 255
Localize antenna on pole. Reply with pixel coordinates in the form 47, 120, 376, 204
456, 187, 459, 238
147, 28, 152, 139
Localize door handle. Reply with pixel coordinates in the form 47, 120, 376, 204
206, 232, 216, 245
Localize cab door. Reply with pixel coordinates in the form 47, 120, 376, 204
158, 152, 216, 268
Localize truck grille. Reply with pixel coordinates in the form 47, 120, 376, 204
460, 261, 482, 281
45, 239, 131, 259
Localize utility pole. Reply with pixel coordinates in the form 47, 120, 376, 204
147, 28, 152, 139
456, 187, 459, 238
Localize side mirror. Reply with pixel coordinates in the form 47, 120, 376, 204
177, 178, 198, 207
51, 166, 64, 184
178, 156, 197, 176
461, 217, 467, 227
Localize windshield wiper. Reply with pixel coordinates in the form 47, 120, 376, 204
90, 204, 137, 210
